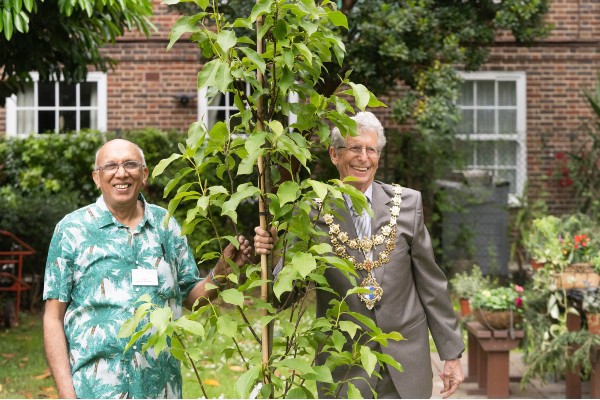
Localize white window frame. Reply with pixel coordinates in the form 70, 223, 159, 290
198, 87, 298, 131
5, 71, 107, 137
456, 71, 527, 205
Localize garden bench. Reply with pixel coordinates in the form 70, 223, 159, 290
465, 320, 524, 398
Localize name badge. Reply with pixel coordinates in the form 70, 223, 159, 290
132, 268, 158, 286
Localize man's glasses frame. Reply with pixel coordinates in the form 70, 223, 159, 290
95, 161, 146, 173
337, 145, 380, 157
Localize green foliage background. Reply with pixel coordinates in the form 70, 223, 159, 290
0, 129, 241, 278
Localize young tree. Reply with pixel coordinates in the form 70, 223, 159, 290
0, 0, 154, 104
120, 0, 404, 397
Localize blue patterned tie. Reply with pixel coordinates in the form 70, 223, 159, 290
354, 200, 372, 260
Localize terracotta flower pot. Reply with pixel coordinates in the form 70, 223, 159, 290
530, 260, 544, 270
587, 313, 600, 335
554, 263, 599, 289
459, 298, 471, 317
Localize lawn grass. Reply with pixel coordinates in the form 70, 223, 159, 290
0, 312, 57, 399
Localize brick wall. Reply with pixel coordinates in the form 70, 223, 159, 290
484, 0, 600, 214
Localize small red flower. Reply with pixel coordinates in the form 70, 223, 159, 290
515, 297, 523, 308
555, 152, 567, 160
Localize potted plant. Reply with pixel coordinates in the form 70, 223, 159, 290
583, 288, 600, 334
449, 265, 491, 316
525, 214, 600, 289
523, 215, 566, 269
470, 284, 525, 330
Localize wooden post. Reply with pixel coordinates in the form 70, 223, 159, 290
256, 8, 273, 386
565, 312, 582, 399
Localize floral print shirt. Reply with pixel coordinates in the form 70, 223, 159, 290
43, 195, 201, 399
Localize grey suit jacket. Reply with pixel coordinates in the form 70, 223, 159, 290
315, 181, 464, 398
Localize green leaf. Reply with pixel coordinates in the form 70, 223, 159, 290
348, 82, 370, 111
220, 288, 245, 307
239, 47, 266, 74
309, 243, 332, 255
150, 306, 173, 335
3, 9, 13, 40
277, 180, 299, 205
174, 316, 205, 337
153, 153, 182, 179
347, 382, 362, 399
23, 0, 33, 12
375, 352, 404, 372
306, 179, 328, 200
286, 388, 307, 398
221, 183, 260, 224
273, 266, 296, 300
331, 329, 346, 352
303, 365, 334, 384
327, 10, 348, 29
267, 120, 284, 136
249, 0, 273, 22
339, 320, 360, 338
291, 252, 317, 278
169, 16, 200, 50
360, 346, 377, 376
274, 358, 314, 374
217, 314, 238, 337
235, 365, 261, 398
216, 29, 237, 54
197, 59, 233, 93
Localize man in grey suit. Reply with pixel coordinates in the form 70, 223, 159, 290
254, 111, 464, 398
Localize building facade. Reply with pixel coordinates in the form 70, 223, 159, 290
1, 0, 598, 214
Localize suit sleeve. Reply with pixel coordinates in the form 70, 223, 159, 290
409, 191, 465, 360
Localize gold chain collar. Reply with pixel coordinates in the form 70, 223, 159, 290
324, 185, 403, 272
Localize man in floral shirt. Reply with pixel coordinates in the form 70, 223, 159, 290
43, 139, 252, 399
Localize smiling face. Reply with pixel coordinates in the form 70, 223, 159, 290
92, 139, 149, 211
329, 128, 380, 193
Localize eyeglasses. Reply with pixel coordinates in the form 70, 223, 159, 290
95, 161, 145, 173
337, 145, 380, 157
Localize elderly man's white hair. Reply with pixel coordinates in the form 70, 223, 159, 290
330, 111, 387, 151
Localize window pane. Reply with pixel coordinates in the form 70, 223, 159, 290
80, 110, 92, 129
476, 141, 495, 167
497, 141, 517, 166
498, 81, 516, 106
476, 110, 495, 134
208, 93, 225, 107
476, 81, 495, 106
458, 109, 474, 134
59, 83, 76, 107
457, 140, 475, 166
458, 81, 474, 106
59, 111, 77, 132
38, 111, 55, 133
80, 83, 97, 107
498, 110, 516, 134
39, 83, 55, 107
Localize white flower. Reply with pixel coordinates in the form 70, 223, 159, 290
393, 185, 402, 195
324, 214, 334, 224
374, 235, 384, 245
391, 206, 400, 217
393, 196, 402, 206
381, 225, 392, 236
